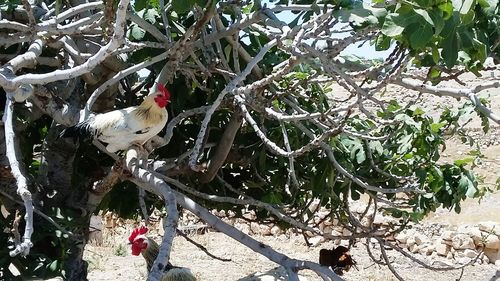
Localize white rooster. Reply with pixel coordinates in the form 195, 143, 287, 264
60, 83, 170, 152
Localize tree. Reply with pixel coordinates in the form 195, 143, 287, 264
0, 0, 498, 280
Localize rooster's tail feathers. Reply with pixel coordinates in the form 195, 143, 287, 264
164, 268, 197, 281
58, 120, 94, 141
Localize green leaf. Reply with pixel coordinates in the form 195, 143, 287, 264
432, 47, 440, 63
172, 0, 194, 14
438, 2, 454, 19
356, 148, 366, 164
473, 39, 488, 63
430, 122, 446, 132
409, 23, 434, 49
460, 9, 475, 24
478, 0, 498, 13
413, 107, 425, 116
134, 0, 148, 11
242, 3, 253, 14
458, 174, 476, 197
375, 34, 392, 51
397, 134, 413, 154
130, 25, 146, 40
369, 141, 384, 156
48, 260, 59, 272
428, 67, 441, 80
144, 9, 159, 24
414, 9, 434, 26
381, 13, 405, 37
429, 8, 445, 35
442, 33, 459, 68
311, 1, 321, 14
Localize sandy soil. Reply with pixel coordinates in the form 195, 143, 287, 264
86, 230, 500, 281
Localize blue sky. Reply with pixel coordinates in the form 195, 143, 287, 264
267, 2, 393, 59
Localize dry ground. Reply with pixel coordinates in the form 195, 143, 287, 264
85, 229, 500, 281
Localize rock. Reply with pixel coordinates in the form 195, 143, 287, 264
235, 223, 250, 234
483, 255, 490, 264
304, 231, 315, 237
373, 215, 396, 225
308, 236, 325, 247
361, 215, 374, 228
308, 200, 320, 214
457, 257, 472, 264
414, 234, 429, 245
452, 234, 475, 250
426, 245, 435, 255
484, 248, 500, 263
260, 225, 272, 236
465, 227, 484, 246
396, 233, 409, 244
407, 237, 416, 248
323, 220, 333, 227
479, 221, 500, 234
430, 252, 438, 259
441, 230, 456, 241
435, 243, 449, 256
322, 226, 333, 235
342, 228, 352, 236
464, 249, 478, 258
485, 235, 500, 250
271, 225, 281, 236
446, 252, 454, 259
419, 245, 433, 256
250, 222, 260, 234
409, 244, 419, 253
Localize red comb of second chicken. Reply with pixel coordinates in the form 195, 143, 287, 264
128, 225, 148, 243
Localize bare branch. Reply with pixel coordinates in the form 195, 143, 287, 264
396, 78, 500, 124
189, 39, 277, 170
2, 97, 34, 257
0, 0, 130, 90
126, 147, 178, 281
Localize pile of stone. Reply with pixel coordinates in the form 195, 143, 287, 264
151, 206, 500, 267
394, 222, 500, 266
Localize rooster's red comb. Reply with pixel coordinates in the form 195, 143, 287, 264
128, 225, 148, 243
157, 83, 171, 100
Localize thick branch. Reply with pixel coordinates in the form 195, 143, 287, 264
126, 147, 178, 281
199, 111, 242, 183
2, 97, 34, 257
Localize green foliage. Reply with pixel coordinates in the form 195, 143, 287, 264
353, 0, 499, 71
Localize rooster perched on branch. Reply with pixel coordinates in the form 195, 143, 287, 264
59, 83, 171, 153
129, 226, 197, 281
